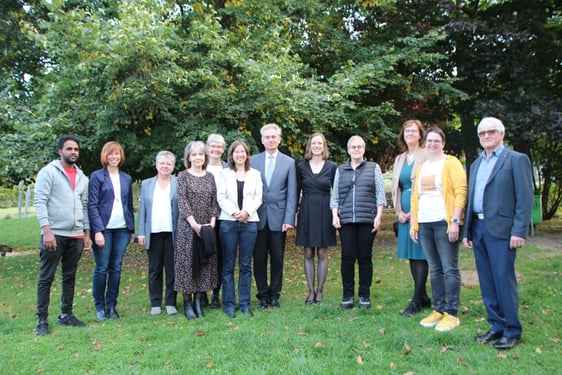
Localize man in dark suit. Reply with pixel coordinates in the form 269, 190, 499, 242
462, 117, 533, 350
250, 123, 297, 309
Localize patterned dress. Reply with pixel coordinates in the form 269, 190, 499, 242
174, 170, 219, 294
295, 160, 337, 247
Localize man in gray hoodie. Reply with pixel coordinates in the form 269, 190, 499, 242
34, 135, 92, 335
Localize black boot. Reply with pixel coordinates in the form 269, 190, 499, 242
194, 292, 205, 318
183, 293, 196, 320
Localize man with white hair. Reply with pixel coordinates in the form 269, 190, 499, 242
462, 117, 533, 350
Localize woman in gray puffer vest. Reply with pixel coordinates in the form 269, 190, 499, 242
330, 135, 386, 309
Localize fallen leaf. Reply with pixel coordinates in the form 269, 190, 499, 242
403, 372, 416, 375
404, 345, 412, 355
357, 355, 364, 365
193, 331, 205, 337
92, 338, 102, 351
295, 331, 308, 336
57, 344, 64, 350
379, 327, 387, 335
205, 362, 213, 368
456, 356, 462, 363
441, 345, 449, 353
314, 342, 325, 348
389, 362, 395, 369
536, 347, 542, 354
549, 338, 560, 344
512, 355, 520, 360
496, 352, 507, 359
462, 306, 469, 313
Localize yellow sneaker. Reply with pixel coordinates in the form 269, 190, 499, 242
435, 313, 460, 332
420, 310, 444, 327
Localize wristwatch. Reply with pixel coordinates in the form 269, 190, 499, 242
451, 217, 460, 224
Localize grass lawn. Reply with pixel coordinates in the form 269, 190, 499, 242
0, 215, 560, 374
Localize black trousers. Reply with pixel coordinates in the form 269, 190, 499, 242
338, 223, 376, 299
253, 224, 286, 300
37, 235, 83, 319
147, 232, 177, 307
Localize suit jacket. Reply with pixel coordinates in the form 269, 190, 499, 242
462, 149, 533, 240
216, 168, 263, 222
88, 168, 135, 236
137, 175, 179, 249
250, 151, 297, 231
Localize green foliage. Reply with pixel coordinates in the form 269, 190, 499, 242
1, 0, 560, 219
1, 0, 464, 182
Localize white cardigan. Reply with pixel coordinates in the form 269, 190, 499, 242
216, 168, 263, 222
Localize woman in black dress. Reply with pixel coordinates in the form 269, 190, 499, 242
296, 133, 337, 304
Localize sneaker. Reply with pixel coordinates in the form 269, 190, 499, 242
359, 297, 372, 309
435, 313, 460, 332
420, 310, 444, 327
108, 308, 120, 319
165, 306, 178, 315
151, 307, 162, 316
96, 310, 108, 321
340, 297, 354, 309
35, 318, 49, 335
58, 314, 86, 327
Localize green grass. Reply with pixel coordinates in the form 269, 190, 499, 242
0, 206, 35, 221
0, 217, 560, 374
0, 216, 39, 250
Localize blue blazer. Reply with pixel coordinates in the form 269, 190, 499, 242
137, 175, 178, 249
463, 149, 533, 240
250, 151, 297, 231
88, 168, 135, 236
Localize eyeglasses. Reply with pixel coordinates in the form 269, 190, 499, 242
478, 129, 498, 138
425, 139, 442, 144
404, 129, 419, 134
349, 145, 364, 149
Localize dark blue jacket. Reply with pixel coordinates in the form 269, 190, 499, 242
88, 168, 135, 237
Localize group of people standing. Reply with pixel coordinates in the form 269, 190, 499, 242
33, 117, 533, 351
392, 117, 533, 350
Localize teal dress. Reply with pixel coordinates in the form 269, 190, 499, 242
396, 160, 426, 260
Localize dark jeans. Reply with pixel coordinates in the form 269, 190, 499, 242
418, 220, 461, 316
220, 220, 257, 311
253, 223, 286, 300
147, 232, 177, 307
92, 228, 130, 311
338, 223, 376, 299
37, 235, 84, 319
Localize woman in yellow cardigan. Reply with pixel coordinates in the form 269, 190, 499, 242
410, 127, 467, 332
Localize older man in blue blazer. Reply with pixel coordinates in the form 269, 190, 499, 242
462, 117, 533, 350
250, 123, 298, 309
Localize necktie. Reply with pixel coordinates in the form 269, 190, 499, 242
266, 155, 274, 185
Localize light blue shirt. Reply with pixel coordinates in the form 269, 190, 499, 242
473, 145, 504, 213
